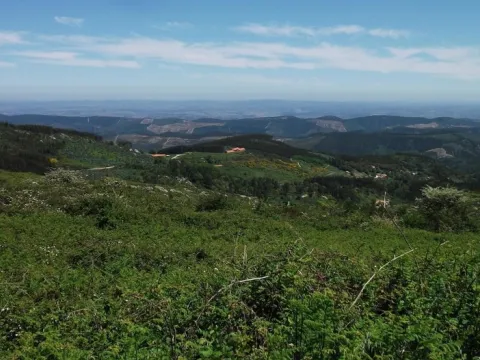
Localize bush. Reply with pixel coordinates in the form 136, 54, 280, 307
416, 185, 475, 232
64, 194, 120, 229
44, 168, 84, 184
196, 194, 231, 212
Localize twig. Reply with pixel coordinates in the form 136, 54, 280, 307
349, 248, 414, 309
382, 191, 419, 269
298, 248, 315, 261
195, 275, 269, 324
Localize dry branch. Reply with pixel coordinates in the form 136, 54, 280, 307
349, 248, 414, 309
195, 275, 269, 324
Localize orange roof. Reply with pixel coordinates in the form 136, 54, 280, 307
226, 147, 246, 153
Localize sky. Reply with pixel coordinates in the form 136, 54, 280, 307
1, 0, 480, 101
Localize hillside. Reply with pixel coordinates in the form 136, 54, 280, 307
342, 115, 479, 132
1, 122, 480, 358
151, 134, 480, 201
3, 122, 477, 203
289, 127, 480, 172
0, 123, 102, 173
2, 113, 480, 151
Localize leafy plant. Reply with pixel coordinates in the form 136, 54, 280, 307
416, 185, 475, 231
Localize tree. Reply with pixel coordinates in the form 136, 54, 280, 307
416, 186, 474, 232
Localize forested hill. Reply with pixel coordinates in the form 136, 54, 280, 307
0, 122, 102, 173
288, 127, 480, 172
2, 113, 479, 141
160, 134, 313, 158
342, 115, 479, 132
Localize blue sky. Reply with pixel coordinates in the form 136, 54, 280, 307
1, 0, 480, 101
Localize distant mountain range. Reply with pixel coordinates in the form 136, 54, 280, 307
2, 113, 480, 149
3, 112, 480, 176
2, 113, 480, 172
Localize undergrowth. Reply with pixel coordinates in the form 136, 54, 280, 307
0, 171, 479, 359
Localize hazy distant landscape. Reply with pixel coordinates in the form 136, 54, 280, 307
2, 100, 480, 119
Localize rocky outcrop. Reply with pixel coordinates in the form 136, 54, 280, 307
313, 119, 347, 132
425, 148, 454, 158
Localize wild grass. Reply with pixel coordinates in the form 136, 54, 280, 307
1, 171, 479, 358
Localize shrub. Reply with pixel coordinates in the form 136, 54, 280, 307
47, 157, 58, 167
64, 194, 120, 229
416, 185, 475, 232
44, 168, 84, 184
196, 194, 231, 212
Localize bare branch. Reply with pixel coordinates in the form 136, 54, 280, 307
195, 275, 269, 324
349, 249, 414, 309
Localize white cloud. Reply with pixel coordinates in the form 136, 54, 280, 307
187, 72, 295, 86
388, 47, 478, 61
368, 28, 410, 39
5, 31, 480, 79
14, 50, 140, 68
0, 32, 24, 45
234, 23, 409, 39
80, 36, 480, 78
154, 21, 192, 30
38, 34, 102, 45
14, 51, 78, 61
54, 16, 84, 27
325, 25, 365, 35
77, 37, 316, 69
0, 61, 15, 67
36, 58, 140, 68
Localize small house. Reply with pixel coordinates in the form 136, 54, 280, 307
225, 147, 246, 154
375, 173, 388, 180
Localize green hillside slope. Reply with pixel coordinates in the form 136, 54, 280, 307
1, 123, 480, 358
2, 162, 479, 358
289, 128, 480, 172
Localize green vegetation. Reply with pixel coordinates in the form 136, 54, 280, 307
0, 123, 101, 173
289, 128, 480, 175
1, 123, 480, 359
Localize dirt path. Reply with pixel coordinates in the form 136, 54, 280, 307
87, 166, 116, 171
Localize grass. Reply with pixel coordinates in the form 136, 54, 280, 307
0, 170, 41, 186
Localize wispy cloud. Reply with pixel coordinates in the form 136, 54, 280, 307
0, 61, 15, 67
0, 32, 24, 45
234, 23, 409, 39
54, 16, 84, 27
14, 51, 78, 61
65, 35, 480, 78
6, 31, 480, 79
153, 21, 193, 30
388, 47, 479, 61
50, 36, 315, 69
368, 28, 409, 39
14, 50, 140, 68
188, 72, 296, 86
